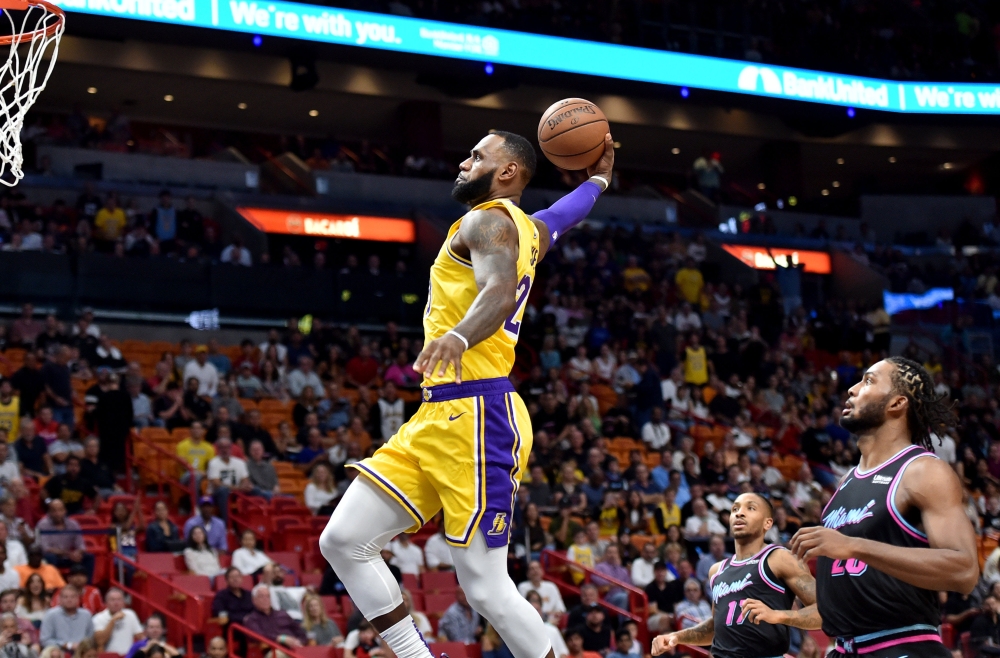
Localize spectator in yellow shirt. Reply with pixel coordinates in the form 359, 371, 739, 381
94, 194, 127, 251
176, 421, 215, 493
682, 333, 708, 386
675, 257, 704, 305
622, 256, 651, 295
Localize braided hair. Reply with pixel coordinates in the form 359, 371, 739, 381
885, 356, 955, 450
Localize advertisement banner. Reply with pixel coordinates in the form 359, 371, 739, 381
238, 207, 415, 242
721, 244, 832, 274
883, 288, 954, 316
50, 0, 1000, 115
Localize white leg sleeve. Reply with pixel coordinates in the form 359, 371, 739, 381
451, 532, 552, 658
319, 476, 413, 618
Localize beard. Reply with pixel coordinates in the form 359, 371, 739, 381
451, 169, 496, 205
840, 393, 890, 434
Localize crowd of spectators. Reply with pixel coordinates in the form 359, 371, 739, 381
1, 219, 1000, 657
364, 0, 1000, 83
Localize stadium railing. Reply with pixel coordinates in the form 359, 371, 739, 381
112, 552, 208, 655
125, 431, 198, 506
540, 548, 650, 649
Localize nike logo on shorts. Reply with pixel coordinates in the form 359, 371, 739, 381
449, 413, 466, 421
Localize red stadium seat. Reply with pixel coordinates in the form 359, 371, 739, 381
430, 643, 469, 658
423, 594, 455, 615
300, 572, 323, 588
297, 647, 334, 658
268, 551, 303, 572
321, 595, 340, 616
402, 573, 420, 592
170, 574, 213, 595
422, 571, 457, 593
138, 553, 181, 575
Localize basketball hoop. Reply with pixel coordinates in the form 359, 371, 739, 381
0, 0, 64, 186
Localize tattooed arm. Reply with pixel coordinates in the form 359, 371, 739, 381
413, 207, 518, 383
651, 562, 720, 654
741, 548, 822, 630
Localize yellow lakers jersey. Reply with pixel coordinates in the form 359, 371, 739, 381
423, 198, 539, 386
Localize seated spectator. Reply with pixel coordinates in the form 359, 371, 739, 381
78, 438, 114, 499
241, 585, 307, 649
237, 412, 278, 457
0, 611, 35, 658
287, 357, 324, 400
51, 566, 102, 614
438, 586, 480, 643
205, 437, 251, 520
641, 408, 671, 452
345, 346, 378, 389
231, 530, 272, 576
382, 351, 419, 389
152, 384, 186, 431
183, 497, 226, 551
304, 463, 338, 515
0, 524, 25, 570
578, 603, 613, 653
245, 441, 279, 500
43, 457, 96, 516
517, 561, 566, 625
565, 628, 601, 658
423, 525, 454, 572
630, 542, 658, 590
35, 502, 92, 580
0, 589, 36, 646
91, 589, 142, 656
73, 638, 98, 658
674, 578, 711, 629
566, 531, 596, 584
387, 533, 424, 577
33, 408, 59, 445
143, 502, 181, 553
210, 567, 253, 626
300, 593, 343, 647
123, 614, 177, 658
400, 589, 432, 638
607, 628, 635, 658
14, 418, 49, 479
181, 378, 211, 422
108, 501, 141, 563
182, 526, 221, 578
234, 363, 263, 399
0, 544, 17, 592
696, 535, 731, 584
16, 573, 50, 626
204, 638, 227, 658
523, 590, 568, 658
14, 547, 64, 592
209, 383, 242, 427
176, 423, 214, 495
344, 620, 381, 658
219, 237, 251, 267
48, 426, 84, 477
183, 348, 218, 397
683, 499, 726, 540
39, 585, 93, 649
644, 561, 676, 634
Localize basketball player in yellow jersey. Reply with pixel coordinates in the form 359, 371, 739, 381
321, 131, 615, 658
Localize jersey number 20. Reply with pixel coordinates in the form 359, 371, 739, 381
503, 274, 532, 339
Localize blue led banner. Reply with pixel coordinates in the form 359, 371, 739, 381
883, 288, 955, 315
52, 0, 1000, 114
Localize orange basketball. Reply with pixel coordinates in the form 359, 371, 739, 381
537, 98, 609, 170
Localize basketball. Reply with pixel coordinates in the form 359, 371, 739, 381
537, 98, 609, 170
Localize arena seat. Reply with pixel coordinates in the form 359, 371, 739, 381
321, 595, 340, 616
402, 573, 419, 593
137, 553, 182, 575
423, 593, 456, 615
214, 573, 253, 591
268, 551, 302, 572
170, 574, 213, 595
422, 571, 457, 593
430, 642, 469, 658
300, 572, 323, 588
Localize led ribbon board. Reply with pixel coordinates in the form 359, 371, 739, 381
721, 244, 832, 274
238, 207, 415, 242
52, 0, 1000, 114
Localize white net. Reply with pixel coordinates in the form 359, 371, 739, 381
0, 0, 63, 186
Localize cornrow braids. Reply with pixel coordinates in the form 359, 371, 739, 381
885, 356, 956, 450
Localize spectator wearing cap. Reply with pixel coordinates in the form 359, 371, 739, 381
51, 565, 103, 614
183, 497, 227, 552
39, 584, 93, 650
183, 347, 218, 397
91, 588, 142, 655
242, 584, 307, 649
34, 500, 92, 580
577, 602, 613, 653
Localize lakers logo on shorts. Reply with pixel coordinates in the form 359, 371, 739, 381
487, 512, 508, 536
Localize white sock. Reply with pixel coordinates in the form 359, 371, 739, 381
379, 616, 434, 658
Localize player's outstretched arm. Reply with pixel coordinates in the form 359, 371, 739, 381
740, 549, 822, 630
413, 207, 519, 384
790, 456, 978, 594
652, 562, 720, 654
530, 134, 614, 262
